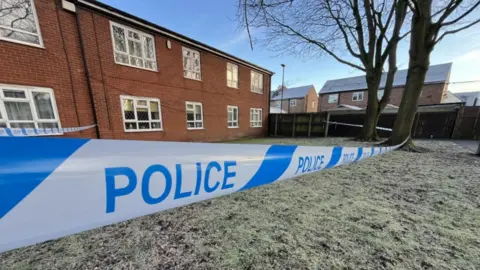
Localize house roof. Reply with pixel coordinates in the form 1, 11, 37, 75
442, 91, 464, 104
320, 63, 452, 94
454, 91, 480, 106
270, 85, 314, 101
75, 0, 273, 75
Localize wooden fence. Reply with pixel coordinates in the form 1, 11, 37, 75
452, 106, 480, 139
268, 113, 328, 137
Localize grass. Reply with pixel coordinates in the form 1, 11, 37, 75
1, 138, 480, 269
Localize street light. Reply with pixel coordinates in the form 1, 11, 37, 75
281, 64, 285, 114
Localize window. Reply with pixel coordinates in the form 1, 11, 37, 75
227, 63, 238, 88
250, 108, 262, 127
290, 99, 296, 106
352, 92, 364, 101
183, 47, 201, 80
311, 101, 315, 109
0, 84, 60, 129
275, 101, 281, 108
111, 22, 157, 71
0, 0, 43, 47
227, 105, 238, 128
328, 94, 338, 103
121, 96, 162, 131
251, 71, 263, 93
377, 90, 384, 100
186, 101, 203, 129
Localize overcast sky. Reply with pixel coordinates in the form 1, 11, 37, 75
101, 0, 480, 93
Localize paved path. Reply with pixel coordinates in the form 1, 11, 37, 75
453, 140, 479, 153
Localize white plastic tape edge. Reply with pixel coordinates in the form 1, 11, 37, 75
0, 124, 96, 137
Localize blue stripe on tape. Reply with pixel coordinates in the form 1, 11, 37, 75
354, 148, 363, 162
325, 147, 342, 169
0, 137, 89, 219
240, 145, 297, 191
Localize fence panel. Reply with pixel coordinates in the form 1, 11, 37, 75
269, 113, 327, 137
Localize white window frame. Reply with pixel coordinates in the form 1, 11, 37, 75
227, 105, 239, 128
120, 95, 163, 132
352, 92, 364, 101
182, 47, 202, 81
251, 71, 264, 94
110, 21, 158, 71
227, 62, 238, 88
0, 84, 61, 131
311, 101, 315, 109
275, 101, 281, 108
377, 89, 384, 100
328, 94, 338, 104
290, 99, 296, 106
0, 0, 44, 48
250, 108, 263, 128
185, 101, 204, 130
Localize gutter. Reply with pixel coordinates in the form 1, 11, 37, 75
72, 0, 274, 75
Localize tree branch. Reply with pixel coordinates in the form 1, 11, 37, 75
435, 18, 480, 44
441, 1, 480, 27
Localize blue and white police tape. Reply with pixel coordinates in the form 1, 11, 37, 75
0, 124, 96, 137
325, 121, 393, 131
0, 137, 402, 253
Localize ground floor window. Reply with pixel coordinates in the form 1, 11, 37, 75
250, 108, 262, 127
0, 84, 60, 129
186, 101, 203, 129
121, 95, 162, 131
227, 105, 238, 128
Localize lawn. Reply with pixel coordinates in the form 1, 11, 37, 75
1, 138, 480, 269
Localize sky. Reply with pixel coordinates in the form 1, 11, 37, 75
100, 0, 480, 93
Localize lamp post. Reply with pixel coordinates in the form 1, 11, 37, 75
281, 64, 285, 113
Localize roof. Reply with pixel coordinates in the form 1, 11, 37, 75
320, 63, 452, 94
75, 0, 273, 75
453, 91, 480, 106
270, 85, 314, 101
442, 91, 464, 104
328, 104, 363, 111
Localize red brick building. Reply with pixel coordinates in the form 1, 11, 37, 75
318, 63, 452, 111
270, 85, 319, 113
0, 0, 273, 141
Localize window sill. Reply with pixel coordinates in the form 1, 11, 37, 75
115, 61, 158, 72
227, 85, 239, 89
250, 126, 263, 128
187, 127, 204, 130
0, 38, 45, 49
251, 90, 264, 94
184, 76, 202, 81
124, 129, 164, 133
228, 126, 239, 129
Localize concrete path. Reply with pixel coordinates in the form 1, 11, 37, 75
453, 140, 479, 153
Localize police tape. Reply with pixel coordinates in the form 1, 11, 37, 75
325, 121, 393, 131
0, 136, 402, 253
0, 124, 96, 137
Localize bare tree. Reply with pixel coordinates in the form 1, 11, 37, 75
238, 0, 409, 140
387, 0, 480, 148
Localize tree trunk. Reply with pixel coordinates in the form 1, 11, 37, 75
387, 0, 432, 147
476, 142, 480, 156
359, 76, 381, 141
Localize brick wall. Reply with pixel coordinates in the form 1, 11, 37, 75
0, 0, 271, 142
269, 86, 318, 113
305, 87, 319, 112
318, 83, 446, 111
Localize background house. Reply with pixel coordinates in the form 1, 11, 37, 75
270, 85, 318, 113
318, 63, 452, 111
454, 91, 480, 106
0, 0, 273, 142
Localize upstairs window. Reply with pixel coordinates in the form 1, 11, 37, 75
352, 92, 364, 101
0, 84, 60, 129
275, 101, 281, 108
377, 90, 384, 100
121, 96, 162, 131
328, 94, 338, 103
251, 71, 263, 93
311, 101, 315, 109
0, 0, 43, 47
227, 62, 238, 88
290, 99, 296, 106
183, 47, 201, 80
111, 22, 157, 71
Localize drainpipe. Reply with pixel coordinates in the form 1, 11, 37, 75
74, 3, 101, 139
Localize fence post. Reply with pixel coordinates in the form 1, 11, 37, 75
292, 114, 296, 137
324, 112, 330, 137
477, 142, 480, 156
274, 114, 278, 136
308, 114, 313, 137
